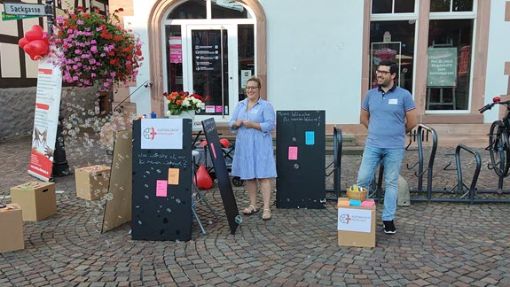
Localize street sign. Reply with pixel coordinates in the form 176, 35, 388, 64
1, 12, 39, 21
3, 2, 47, 16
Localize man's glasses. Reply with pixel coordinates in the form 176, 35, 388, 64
246, 86, 259, 90
375, 70, 391, 75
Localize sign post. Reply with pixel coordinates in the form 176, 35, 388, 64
44, 0, 55, 35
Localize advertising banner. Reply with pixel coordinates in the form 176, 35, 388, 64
28, 58, 62, 181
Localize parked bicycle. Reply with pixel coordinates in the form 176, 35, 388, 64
479, 96, 510, 177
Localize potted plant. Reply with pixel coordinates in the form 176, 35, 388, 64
164, 91, 206, 118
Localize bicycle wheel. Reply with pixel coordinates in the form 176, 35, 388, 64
488, 121, 510, 177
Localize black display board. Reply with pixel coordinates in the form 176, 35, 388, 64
276, 111, 326, 209
132, 119, 192, 241
201, 118, 240, 234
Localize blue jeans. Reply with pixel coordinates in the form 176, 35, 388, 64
357, 146, 405, 221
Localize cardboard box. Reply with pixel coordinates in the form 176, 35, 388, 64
75, 165, 111, 200
10, 181, 57, 221
337, 198, 376, 248
0, 204, 24, 252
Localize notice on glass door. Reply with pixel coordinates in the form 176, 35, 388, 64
169, 36, 182, 64
194, 42, 220, 71
191, 29, 228, 115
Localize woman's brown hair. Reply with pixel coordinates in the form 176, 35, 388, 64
246, 76, 262, 89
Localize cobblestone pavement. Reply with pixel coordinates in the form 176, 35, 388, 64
1, 136, 510, 286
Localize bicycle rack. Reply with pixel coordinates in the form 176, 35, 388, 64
332, 122, 510, 204
439, 144, 481, 203
325, 127, 342, 200
405, 127, 430, 151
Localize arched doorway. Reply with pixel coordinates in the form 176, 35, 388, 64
148, 0, 266, 122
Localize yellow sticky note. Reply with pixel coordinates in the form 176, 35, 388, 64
168, 168, 179, 185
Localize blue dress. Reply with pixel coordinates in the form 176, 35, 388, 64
229, 98, 277, 180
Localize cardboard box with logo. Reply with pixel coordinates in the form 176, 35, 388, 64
337, 198, 376, 248
0, 203, 24, 252
10, 181, 57, 221
75, 165, 111, 200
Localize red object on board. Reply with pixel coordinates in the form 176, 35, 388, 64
194, 164, 213, 190
219, 138, 230, 148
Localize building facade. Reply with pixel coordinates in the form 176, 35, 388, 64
0, 0, 108, 140
1, 0, 509, 143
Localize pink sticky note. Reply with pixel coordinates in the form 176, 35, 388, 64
361, 199, 375, 208
156, 180, 168, 197
288, 146, 298, 160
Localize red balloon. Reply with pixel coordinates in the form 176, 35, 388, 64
41, 32, 49, 46
25, 25, 44, 41
24, 40, 49, 60
18, 37, 29, 49
219, 138, 230, 148
194, 165, 213, 190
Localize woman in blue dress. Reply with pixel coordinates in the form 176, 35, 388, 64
229, 77, 277, 220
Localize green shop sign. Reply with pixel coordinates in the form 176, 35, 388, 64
427, 47, 457, 87
1, 12, 39, 21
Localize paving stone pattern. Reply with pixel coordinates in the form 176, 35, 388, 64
1, 137, 509, 286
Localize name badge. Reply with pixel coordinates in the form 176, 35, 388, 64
388, 99, 398, 105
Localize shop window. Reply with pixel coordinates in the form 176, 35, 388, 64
164, 0, 257, 119
369, 21, 415, 93
372, 0, 415, 14
394, 0, 415, 13
430, 0, 473, 12
212, 0, 250, 19
426, 19, 473, 111
165, 25, 184, 92
168, 0, 206, 19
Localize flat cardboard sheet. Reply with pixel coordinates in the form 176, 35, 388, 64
102, 130, 132, 233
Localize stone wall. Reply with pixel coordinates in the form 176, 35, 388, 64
0, 87, 98, 142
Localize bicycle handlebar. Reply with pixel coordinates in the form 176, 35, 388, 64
479, 100, 510, 113
479, 103, 494, 113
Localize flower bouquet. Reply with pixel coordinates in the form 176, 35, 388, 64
53, 7, 143, 93
164, 91, 205, 117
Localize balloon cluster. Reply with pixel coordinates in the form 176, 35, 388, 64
18, 25, 50, 61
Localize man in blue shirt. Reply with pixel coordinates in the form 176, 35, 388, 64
357, 60, 417, 234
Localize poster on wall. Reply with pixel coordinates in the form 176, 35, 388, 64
427, 47, 458, 87
27, 58, 63, 181
169, 36, 182, 64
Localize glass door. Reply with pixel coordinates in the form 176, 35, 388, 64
183, 24, 238, 120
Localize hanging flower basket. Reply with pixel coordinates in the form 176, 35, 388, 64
53, 7, 143, 93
